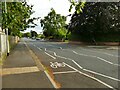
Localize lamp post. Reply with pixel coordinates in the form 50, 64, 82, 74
5, 0, 9, 56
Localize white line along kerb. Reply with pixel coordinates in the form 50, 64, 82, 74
24, 42, 59, 89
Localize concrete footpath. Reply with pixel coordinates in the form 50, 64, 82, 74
2, 40, 53, 88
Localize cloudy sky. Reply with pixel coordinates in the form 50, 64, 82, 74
25, 0, 75, 34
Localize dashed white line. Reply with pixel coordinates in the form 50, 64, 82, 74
45, 48, 47, 51
81, 48, 119, 57
45, 52, 56, 59
72, 50, 119, 66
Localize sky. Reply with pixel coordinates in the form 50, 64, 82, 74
24, 0, 75, 34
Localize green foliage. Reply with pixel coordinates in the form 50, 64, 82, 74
68, 2, 120, 42
23, 32, 31, 37
30, 30, 38, 38
39, 34, 45, 39
2, 2, 38, 36
40, 8, 67, 40
0, 2, 2, 27
68, 0, 85, 14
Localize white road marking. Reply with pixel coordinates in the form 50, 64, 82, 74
72, 50, 119, 66
50, 62, 66, 68
53, 51, 120, 82
53, 71, 77, 74
33, 44, 120, 83
60, 47, 63, 49
64, 63, 116, 90
81, 48, 119, 57
71, 60, 83, 69
44, 71, 59, 88
54, 52, 57, 56
45, 48, 47, 51
38, 48, 42, 51
36, 47, 42, 51
83, 69, 120, 82
72, 50, 96, 57
47, 44, 119, 66
24, 42, 59, 89
45, 52, 56, 59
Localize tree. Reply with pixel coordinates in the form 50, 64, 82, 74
30, 30, 38, 38
23, 32, 31, 37
40, 8, 67, 39
2, 2, 39, 36
68, 2, 120, 42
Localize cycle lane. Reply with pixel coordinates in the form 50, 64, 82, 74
27, 42, 112, 89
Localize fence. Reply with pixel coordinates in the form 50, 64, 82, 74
0, 27, 19, 62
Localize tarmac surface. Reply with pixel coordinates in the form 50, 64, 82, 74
2, 38, 120, 89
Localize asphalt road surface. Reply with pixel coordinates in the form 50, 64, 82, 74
24, 38, 119, 89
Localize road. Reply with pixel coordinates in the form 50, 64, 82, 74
25, 38, 119, 89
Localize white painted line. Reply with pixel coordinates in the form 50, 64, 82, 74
45, 52, 56, 59
97, 57, 113, 64
72, 50, 96, 57
83, 69, 120, 82
64, 63, 116, 90
34, 45, 119, 83
44, 71, 58, 88
53, 71, 78, 74
72, 60, 83, 69
54, 52, 57, 56
55, 53, 120, 82
38, 48, 42, 51
60, 47, 63, 49
97, 57, 120, 66
45, 48, 47, 51
72, 50, 119, 66
24, 42, 59, 89
82, 48, 119, 57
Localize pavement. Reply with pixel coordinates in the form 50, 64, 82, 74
2, 38, 120, 89
2, 39, 53, 88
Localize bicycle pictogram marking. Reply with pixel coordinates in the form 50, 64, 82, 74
50, 62, 66, 68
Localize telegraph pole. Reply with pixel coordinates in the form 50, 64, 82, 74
5, 0, 9, 56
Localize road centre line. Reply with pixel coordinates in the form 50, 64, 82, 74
33, 44, 120, 82
72, 50, 120, 66
48, 44, 118, 57
53, 71, 78, 74
47, 44, 119, 66
64, 63, 116, 90
81, 48, 119, 57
